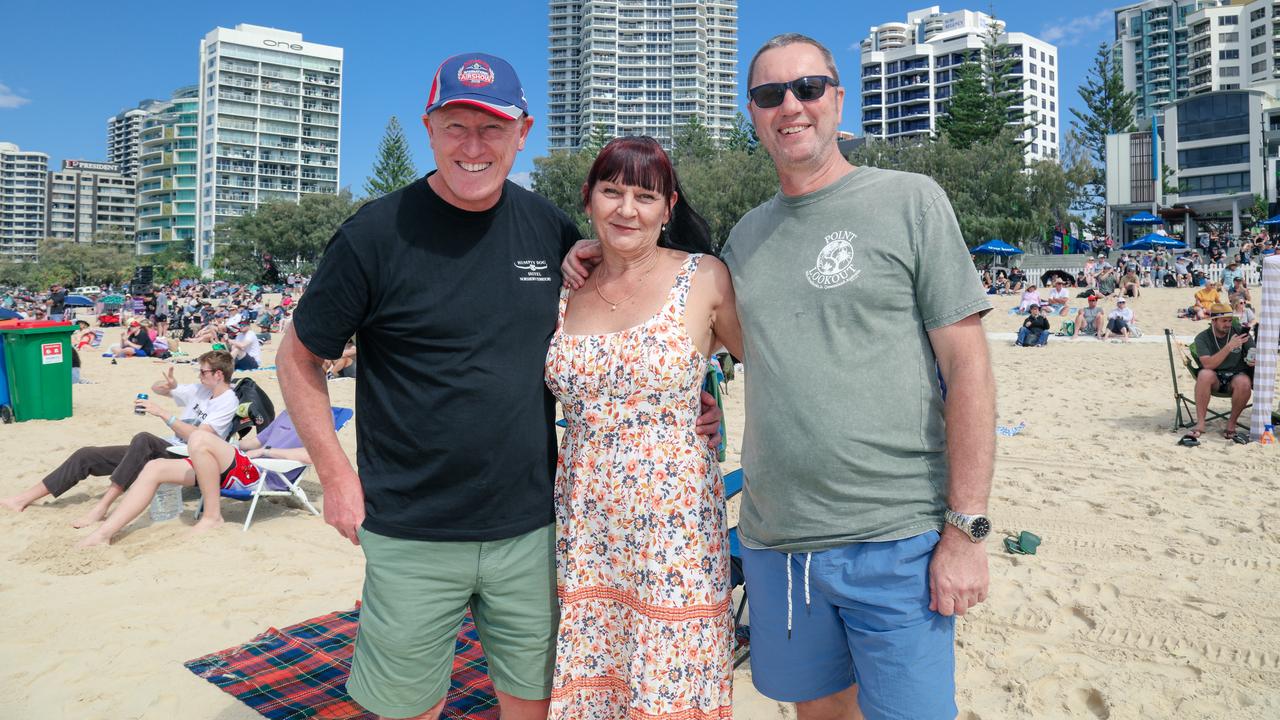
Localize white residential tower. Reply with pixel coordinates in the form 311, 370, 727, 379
196, 24, 342, 270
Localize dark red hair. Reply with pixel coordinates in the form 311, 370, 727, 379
581, 136, 714, 254
581, 136, 675, 208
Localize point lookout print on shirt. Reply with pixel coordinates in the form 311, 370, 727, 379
805, 230, 862, 289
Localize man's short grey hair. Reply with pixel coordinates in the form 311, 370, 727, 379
746, 33, 840, 90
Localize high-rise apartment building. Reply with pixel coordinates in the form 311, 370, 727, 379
196, 24, 342, 269
547, 0, 738, 151
1114, 0, 1280, 122
107, 99, 165, 179
0, 142, 49, 261
136, 86, 200, 257
45, 160, 136, 244
859, 6, 1061, 162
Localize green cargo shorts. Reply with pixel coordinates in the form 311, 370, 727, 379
347, 523, 558, 718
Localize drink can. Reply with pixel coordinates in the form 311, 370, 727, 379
135, 393, 148, 415
1245, 347, 1257, 364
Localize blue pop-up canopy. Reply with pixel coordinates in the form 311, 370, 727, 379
1259, 213, 1280, 226
1122, 232, 1186, 250
1123, 211, 1162, 225
969, 239, 1024, 256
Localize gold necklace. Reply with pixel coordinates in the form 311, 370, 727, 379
594, 255, 659, 312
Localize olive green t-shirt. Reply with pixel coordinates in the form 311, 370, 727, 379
1193, 327, 1253, 373
722, 166, 991, 552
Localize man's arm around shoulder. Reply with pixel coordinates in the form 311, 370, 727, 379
277, 327, 365, 545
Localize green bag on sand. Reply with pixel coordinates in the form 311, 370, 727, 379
1059, 320, 1075, 336
1004, 531, 1042, 555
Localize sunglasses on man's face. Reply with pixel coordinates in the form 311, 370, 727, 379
748, 75, 838, 109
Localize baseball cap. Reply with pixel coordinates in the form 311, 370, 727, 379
425, 53, 528, 120
1117, 298, 1127, 303
1087, 295, 1099, 301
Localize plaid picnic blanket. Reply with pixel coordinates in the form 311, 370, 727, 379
185, 605, 497, 719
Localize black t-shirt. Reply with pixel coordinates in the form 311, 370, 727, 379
49, 289, 67, 314
131, 327, 155, 356
293, 175, 581, 541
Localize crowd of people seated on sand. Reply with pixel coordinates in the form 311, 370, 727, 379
0, 351, 313, 546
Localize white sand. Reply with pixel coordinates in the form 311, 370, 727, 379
2, 286, 1278, 719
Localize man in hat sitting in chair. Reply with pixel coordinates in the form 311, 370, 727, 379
1188, 303, 1255, 443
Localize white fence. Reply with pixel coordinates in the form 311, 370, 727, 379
1023, 262, 1261, 286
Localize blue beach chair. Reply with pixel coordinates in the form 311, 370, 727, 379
196, 407, 354, 531
723, 467, 750, 668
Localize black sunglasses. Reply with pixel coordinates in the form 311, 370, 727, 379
748, 75, 838, 109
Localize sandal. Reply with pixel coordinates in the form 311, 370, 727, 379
1224, 430, 1248, 445
1178, 431, 1202, 447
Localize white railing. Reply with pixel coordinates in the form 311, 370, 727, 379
1013, 262, 1261, 286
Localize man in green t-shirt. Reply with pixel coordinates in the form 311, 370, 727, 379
721, 33, 994, 720
560, 34, 997, 720
1190, 302, 1254, 440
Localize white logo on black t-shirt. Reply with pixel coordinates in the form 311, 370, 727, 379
806, 231, 862, 289
514, 259, 553, 282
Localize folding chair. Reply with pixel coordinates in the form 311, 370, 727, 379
723, 467, 751, 669
196, 407, 354, 531
1164, 328, 1250, 432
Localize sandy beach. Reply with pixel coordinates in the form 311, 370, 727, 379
2, 285, 1278, 719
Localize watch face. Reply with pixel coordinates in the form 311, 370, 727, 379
970, 516, 991, 540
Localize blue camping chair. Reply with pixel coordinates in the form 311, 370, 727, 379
196, 407, 354, 531
723, 467, 750, 668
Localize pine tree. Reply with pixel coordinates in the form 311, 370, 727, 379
583, 124, 612, 154
1070, 42, 1138, 234
673, 115, 716, 164
724, 111, 759, 154
938, 17, 1026, 149
937, 60, 1003, 148
364, 116, 419, 198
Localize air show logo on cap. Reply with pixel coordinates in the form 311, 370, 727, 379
457, 60, 495, 88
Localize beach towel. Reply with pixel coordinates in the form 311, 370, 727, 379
997, 421, 1026, 437
185, 605, 497, 720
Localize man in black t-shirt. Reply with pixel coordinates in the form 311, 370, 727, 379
279, 53, 716, 720
48, 285, 68, 322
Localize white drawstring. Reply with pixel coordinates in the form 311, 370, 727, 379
804, 552, 812, 611
785, 552, 814, 640
786, 552, 793, 639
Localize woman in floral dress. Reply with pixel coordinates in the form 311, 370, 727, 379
545, 136, 744, 720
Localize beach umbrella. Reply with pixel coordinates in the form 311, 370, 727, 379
1123, 211, 1163, 225
970, 239, 1024, 256
1259, 213, 1280, 226
62, 294, 95, 307
1040, 269, 1076, 287
0, 308, 20, 320
1123, 232, 1186, 251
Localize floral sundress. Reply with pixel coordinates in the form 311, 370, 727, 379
544, 253, 732, 720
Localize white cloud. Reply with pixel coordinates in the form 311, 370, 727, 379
1040, 10, 1112, 47
0, 82, 30, 109
508, 170, 532, 189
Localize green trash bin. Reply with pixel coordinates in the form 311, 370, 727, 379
0, 320, 74, 422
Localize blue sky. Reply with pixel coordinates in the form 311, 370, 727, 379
0, 0, 1120, 187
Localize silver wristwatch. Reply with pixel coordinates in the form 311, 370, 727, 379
944, 509, 991, 543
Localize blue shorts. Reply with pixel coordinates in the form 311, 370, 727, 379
740, 531, 956, 720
